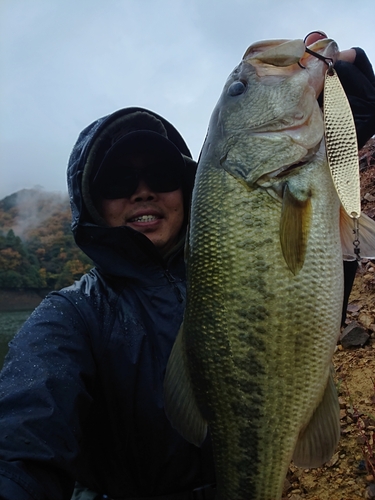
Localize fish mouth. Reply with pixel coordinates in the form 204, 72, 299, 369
242, 37, 337, 71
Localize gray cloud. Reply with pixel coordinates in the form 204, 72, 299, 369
1, 0, 374, 199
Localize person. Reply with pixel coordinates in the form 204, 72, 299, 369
305, 31, 375, 326
0, 38, 374, 500
0, 107, 216, 499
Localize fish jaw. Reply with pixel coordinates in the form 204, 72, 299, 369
243, 38, 306, 67
203, 38, 339, 188
243, 37, 339, 96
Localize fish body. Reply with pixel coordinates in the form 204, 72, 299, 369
164, 38, 367, 499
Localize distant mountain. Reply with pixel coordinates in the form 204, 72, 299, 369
0, 189, 92, 290
0, 189, 69, 237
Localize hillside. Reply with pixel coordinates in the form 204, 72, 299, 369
0, 189, 92, 293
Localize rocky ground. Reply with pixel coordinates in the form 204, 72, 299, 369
283, 137, 375, 500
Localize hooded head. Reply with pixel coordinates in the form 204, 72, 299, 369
67, 107, 197, 272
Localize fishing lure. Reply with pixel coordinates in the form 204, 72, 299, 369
304, 43, 362, 258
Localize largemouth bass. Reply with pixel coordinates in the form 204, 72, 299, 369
164, 38, 375, 499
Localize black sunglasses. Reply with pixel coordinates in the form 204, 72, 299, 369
99, 163, 183, 199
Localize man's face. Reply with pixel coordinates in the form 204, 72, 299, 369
98, 154, 184, 256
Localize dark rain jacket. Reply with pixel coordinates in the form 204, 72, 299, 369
335, 47, 375, 150
0, 108, 215, 500
334, 48, 375, 324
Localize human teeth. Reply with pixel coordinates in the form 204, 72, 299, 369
131, 215, 158, 222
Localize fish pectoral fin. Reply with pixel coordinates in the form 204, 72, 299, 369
280, 184, 312, 275
163, 325, 207, 447
293, 369, 340, 468
340, 206, 375, 260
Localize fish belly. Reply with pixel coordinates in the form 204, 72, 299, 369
184, 157, 343, 500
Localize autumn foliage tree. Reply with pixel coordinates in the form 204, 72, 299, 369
0, 189, 92, 290
0, 229, 45, 288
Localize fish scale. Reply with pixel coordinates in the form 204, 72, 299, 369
163, 37, 363, 500
185, 155, 343, 499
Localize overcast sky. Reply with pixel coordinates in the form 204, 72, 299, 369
1, 0, 374, 200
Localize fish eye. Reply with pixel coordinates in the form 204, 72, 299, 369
227, 80, 247, 96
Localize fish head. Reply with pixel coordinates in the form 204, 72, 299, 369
243, 37, 338, 95
202, 37, 339, 186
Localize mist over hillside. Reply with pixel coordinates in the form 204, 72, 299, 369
0, 189, 92, 290
0, 189, 70, 238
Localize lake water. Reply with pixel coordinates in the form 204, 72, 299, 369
0, 310, 34, 368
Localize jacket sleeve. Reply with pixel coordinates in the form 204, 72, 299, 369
0, 292, 98, 500
334, 47, 375, 149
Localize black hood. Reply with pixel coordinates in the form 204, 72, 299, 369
67, 107, 197, 281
